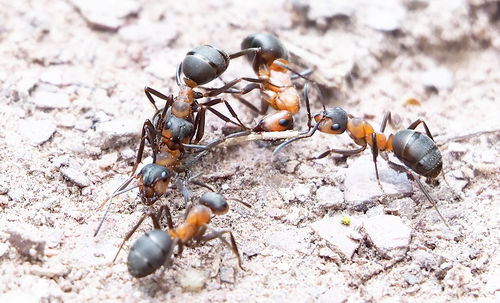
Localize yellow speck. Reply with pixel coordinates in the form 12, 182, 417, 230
341, 217, 351, 225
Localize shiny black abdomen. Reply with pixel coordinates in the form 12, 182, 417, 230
182, 45, 230, 85
392, 130, 442, 178
241, 33, 289, 72
127, 229, 173, 278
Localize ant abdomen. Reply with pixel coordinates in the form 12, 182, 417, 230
127, 229, 174, 278
182, 45, 231, 86
241, 33, 289, 72
392, 130, 443, 179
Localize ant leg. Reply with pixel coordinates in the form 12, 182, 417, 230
383, 157, 449, 228
379, 112, 391, 133
193, 107, 206, 144
273, 60, 314, 82
228, 47, 261, 60
93, 176, 138, 237
308, 145, 367, 160
370, 133, 383, 188
187, 173, 215, 192
112, 207, 164, 263
94, 119, 158, 237
200, 97, 249, 129
226, 197, 252, 209
272, 122, 322, 156
236, 95, 261, 114
204, 77, 268, 97
197, 225, 244, 270
158, 204, 174, 230
176, 242, 184, 258
176, 62, 183, 87
174, 177, 192, 209
130, 120, 159, 177
145, 87, 174, 111
290, 68, 314, 80
407, 119, 434, 141
304, 83, 312, 129
410, 172, 450, 228
222, 83, 261, 95
379, 112, 401, 133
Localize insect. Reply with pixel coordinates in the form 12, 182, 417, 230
94, 44, 261, 236
222, 33, 313, 132
113, 192, 245, 278
274, 96, 448, 225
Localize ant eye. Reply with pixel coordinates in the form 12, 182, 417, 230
331, 124, 340, 131
166, 121, 172, 129
279, 119, 290, 126
161, 171, 168, 180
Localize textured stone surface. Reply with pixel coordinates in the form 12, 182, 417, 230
362, 215, 412, 259
311, 216, 361, 259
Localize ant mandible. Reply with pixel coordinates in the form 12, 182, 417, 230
113, 192, 246, 278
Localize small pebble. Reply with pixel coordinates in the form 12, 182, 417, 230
420, 67, 454, 90
362, 215, 411, 259
411, 249, 438, 270
69, 0, 140, 32
406, 275, 419, 285
293, 183, 314, 203
315, 185, 344, 210
360, 1, 406, 32
19, 119, 56, 146
344, 156, 413, 211
31, 261, 70, 278
59, 159, 91, 188
0, 242, 9, 258
93, 118, 141, 150
7, 231, 46, 262
178, 268, 208, 292
30, 90, 70, 109
267, 228, 306, 254
218, 267, 235, 284
311, 216, 361, 259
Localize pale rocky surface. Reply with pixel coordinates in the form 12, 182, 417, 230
1, 0, 500, 302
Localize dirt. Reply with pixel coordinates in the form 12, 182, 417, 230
1, 0, 499, 302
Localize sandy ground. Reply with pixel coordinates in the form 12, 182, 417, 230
1, 0, 499, 302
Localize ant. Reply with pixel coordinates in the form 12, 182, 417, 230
274, 91, 449, 226
219, 33, 314, 133
94, 44, 262, 236
113, 192, 246, 278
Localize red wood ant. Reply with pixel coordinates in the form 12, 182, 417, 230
218, 33, 314, 133
274, 91, 448, 226
113, 192, 246, 278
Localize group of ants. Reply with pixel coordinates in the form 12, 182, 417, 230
92, 33, 448, 279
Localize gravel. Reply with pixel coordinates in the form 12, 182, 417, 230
1, 0, 499, 301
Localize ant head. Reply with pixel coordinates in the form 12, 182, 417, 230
139, 164, 174, 204
199, 192, 229, 215
315, 107, 348, 135
140, 164, 173, 186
